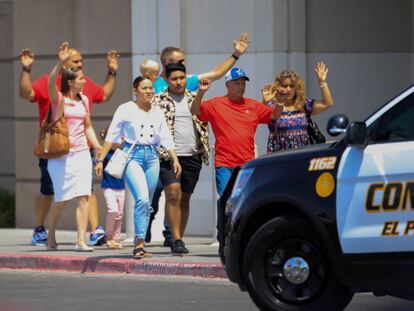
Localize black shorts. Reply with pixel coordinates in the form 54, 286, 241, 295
159, 154, 202, 194
39, 159, 54, 196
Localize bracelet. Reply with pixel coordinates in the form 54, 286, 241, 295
94, 158, 103, 164
320, 82, 328, 89
108, 70, 117, 76
22, 66, 31, 73
231, 53, 239, 60
276, 102, 285, 107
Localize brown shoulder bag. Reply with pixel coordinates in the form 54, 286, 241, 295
34, 97, 70, 159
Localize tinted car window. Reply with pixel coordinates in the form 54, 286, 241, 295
368, 92, 414, 143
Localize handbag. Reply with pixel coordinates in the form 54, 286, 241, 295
306, 111, 326, 145
34, 99, 69, 159
104, 139, 139, 179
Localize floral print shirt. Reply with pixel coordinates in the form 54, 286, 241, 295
154, 89, 210, 165
267, 99, 314, 153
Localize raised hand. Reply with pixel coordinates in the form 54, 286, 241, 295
58, 42, 71, 65
233, 32, 250, 57
107, 50, 120, 72
20, 48, 35, 69
262, 83, 276, 103
275, 87, 289, 103
315, 62, 328, 83
198, 79, 212, 92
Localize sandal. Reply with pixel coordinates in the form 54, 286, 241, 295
133, 247, 152, 259
113, 241, 123, 249
107, 240, 123, 250
106, 240, 115, 249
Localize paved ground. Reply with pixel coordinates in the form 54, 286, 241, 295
0, 270, 257, 311
2, 270, 414, 311
0, 229, 225, 278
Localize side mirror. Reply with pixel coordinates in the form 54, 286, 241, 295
345, 122, 367, 148
327, 114, 349, 136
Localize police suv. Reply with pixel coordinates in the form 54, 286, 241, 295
219, 85, 414, 311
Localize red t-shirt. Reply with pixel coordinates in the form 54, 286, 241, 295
32, 74, 104, 127
198, 96, 273, 168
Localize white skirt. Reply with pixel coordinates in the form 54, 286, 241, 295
48, 149, 92, 202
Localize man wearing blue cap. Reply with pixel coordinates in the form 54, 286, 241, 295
191, 67, 279, 197
190, 68, 279, 243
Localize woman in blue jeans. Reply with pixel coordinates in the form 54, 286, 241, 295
95, 76, 181, 258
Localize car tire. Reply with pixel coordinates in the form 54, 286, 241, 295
243, 215, 353, 311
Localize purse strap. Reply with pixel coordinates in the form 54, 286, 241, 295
45, 94, 66, 125
125, 137, 140, 156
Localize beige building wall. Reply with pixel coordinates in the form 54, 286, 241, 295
10, 0, 133, 228
0, 0, 15, 193
1, 0, 413, 234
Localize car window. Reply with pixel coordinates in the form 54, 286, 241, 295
368, 92, 414, 143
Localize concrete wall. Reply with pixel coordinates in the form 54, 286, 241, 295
305, 0, 414, 138
3, 0, 414, 236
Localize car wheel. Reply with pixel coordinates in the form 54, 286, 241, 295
243, 215, 353, 311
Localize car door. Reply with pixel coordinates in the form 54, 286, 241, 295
337, 91, 414, 254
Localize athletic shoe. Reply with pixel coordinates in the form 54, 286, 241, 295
171, 239, 189, 254
31, 226, 48, 246
89, 226, 107, 246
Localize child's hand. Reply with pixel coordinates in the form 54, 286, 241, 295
94, 162, 103, 177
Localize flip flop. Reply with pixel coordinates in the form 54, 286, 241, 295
133, 247, 152, 259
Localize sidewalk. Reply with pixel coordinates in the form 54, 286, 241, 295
0, 229, 226, 278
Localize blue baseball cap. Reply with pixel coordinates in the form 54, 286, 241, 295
225, 67, 250, 82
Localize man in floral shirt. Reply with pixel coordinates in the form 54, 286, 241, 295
154, 62, 209, 254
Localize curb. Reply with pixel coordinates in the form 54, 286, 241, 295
0, 253, 227, 278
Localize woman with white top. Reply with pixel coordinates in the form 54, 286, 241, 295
47, 42, 101, 252
95, 76, 181, 258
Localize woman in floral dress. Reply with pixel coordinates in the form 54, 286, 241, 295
264, 62, 334, 153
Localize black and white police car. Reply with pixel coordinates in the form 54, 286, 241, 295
219, 84, 414, 311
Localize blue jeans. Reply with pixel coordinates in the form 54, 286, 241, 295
215, 167, 234, 197
215, 167, 234, 243
123, 144, 160, 241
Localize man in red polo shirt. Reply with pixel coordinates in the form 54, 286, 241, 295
191, 68, 279, 194
19, 44, 119, 246
190, 67, 279, 240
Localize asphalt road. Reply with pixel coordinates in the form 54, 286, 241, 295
1, 270, 414, 311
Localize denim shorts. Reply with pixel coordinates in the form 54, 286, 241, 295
159, 154, 202, 194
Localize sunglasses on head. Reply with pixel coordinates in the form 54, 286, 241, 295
279, 69, 298, 76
